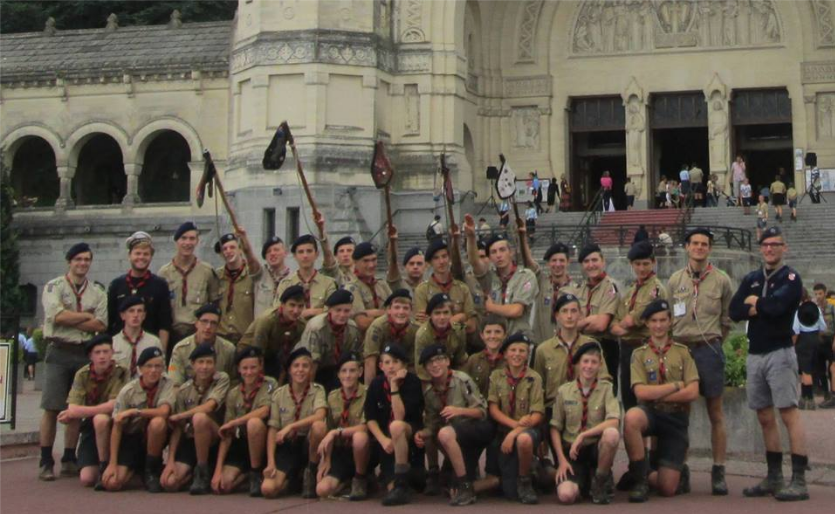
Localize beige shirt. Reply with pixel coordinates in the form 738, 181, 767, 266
168, 335, 237, 386
275, 270, 338, 312
113, 375, 177, 433
423, 370, 486, 434
42, 275, 108, 343
111, 330, 163, 378
67, 362, 130, 407
296, 312, 363, 369
224, 376, 279, 422
326, 384, 367, 429
550, 379, 620, 446
216, 263, 262, 342
158, 260, 219, 332
254, 265, 291, 318
173, 372, 231, 435
667, 265, 733, 344
268, 382, 327, 434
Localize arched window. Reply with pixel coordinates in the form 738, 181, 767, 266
10, 137, 59, 207
138, 130, 191, 203
72, 134, 126, 206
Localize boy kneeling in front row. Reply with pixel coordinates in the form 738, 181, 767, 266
550, 342, 620, 505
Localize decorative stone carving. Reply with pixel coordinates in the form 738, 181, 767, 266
168, 10, 182, 29
231, 35, 398, 73
397, 51, 431, 73
704, 74, 730, 174
44, 17, 56, 35
512, 107, 540, 150
517, 1, 544, 63
106, 13, 119, 32
818, 93, 835, 140
802, 61, 835, 84
400, 0, 425, 43
813, 0, 835, 47
405, 84, 420, 135
504, 76, 552, 98
621, 77, 646, 176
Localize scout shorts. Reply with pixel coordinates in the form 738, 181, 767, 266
772, 193, 786, 206
757, 218, 767, 229
116, 432, 146, 471
639, 406, 689, 471
41, 343, 88, 411
450, 418, 494, 480
496, 427, 541, 500
225, 436, 251, 471
77, 420, 100, 469
274, 437, 308, 476
174, 437, 218, 468
561, 441, 599, 497
376, 431, 425, 487
794, 332, 818, 375
746, 347, 799, 410
327, 445, 359, 482
689, 340, 726, 399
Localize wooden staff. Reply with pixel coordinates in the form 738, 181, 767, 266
440, 154, 465, 281
280, 121, 321, 221
199, 150, 242, 232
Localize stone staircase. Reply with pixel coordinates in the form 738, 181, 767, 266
591, 209, 684, 246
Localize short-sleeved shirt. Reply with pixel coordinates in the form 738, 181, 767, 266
616, 276, 668, 342
326, 384, 367, 429
630, 341, 699, 413
464, 351, 506, 397
413, 322, 468, 380
158, 260, 220, 331
174, 372, 231, 435
168, 335, 237, 386
668, 266, 733, 344
42, 275, 108, 343
770, 181, 787, 195
346, 277, 393, 317
67, 363, 130, 407
107, 273, 173, 336
820, 302, 835, 337
756, 202, 768, 219
487, 367, 545, 431
464, 271, 489, 324
295, 313, 362, 369
572, 275, 620, 339
113, 375, 177, 434
216, 264, 262, 342
224, 376, 279, 422
624, 182, 637, 196
363, 315, 419, 366
322, 263, 357, 288
423, 370, 486, 434
267, 382, 327, 434
413, 278, 476, 321
478, 266, 539, 337
550, 379, 620, 446
386, 276, 422, 301
111, 330, 163, 378
533, 270, 577, 344
254, 266, 291, 318
237, 308, 306, 380
275, 270, 337, 312
689, 167, 704, 184
534, 334, 610, 407
364, 373, 424, 433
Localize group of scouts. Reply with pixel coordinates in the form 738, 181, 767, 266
37, 209, 811, 505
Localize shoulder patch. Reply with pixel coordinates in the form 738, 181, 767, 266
94, 281, 106, 290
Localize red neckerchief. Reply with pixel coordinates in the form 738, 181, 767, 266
355, 271, 380, 308
340, 386, 359, 427
431, 273, 454, 294
552, 275, 571, 301
298, 270, 318, 308
241, 373, 265, 412
140, 376, 159, 408
64, 275, 88, 311
388, 316, 409, 342
505, 366, 527, 418
557, 332, 579, 381
629, 272, 656, 311
382, 379, 395, 422
499, 263, 518, 303
269, 266, 290, 288
578, 378, 598, 432
431, 321, 451, 342
172, 258, 197, 307
328, 312, 347, 363
688, 263, 713, 320
585, 272, 608, 316
484, 349, 503, 369
434, 370, 454, 409
648, 339, 673, 383
291, 381, 311, 421
126, 270, 151, 294
121, 329, 143, 377
224, 266, 244, 309
87, 362, 114, 405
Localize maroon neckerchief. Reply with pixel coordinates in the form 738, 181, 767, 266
121, 329, 143, 377
552, 275, 571, 301
484, 349, 503, 369
328, 312, 347, 363
648, 339, 673, 383
87, 362, 114, 405
355, 271, 380, 308
224, 266, 244, 309
505, 366, 527, 418
298, 270, 318, 308
628, 272, 656, 311
577, 378, 598, 432
126, 270, 151, 295
388, 316, 409, 342
499, 263, 518, 303
688, 264, 714, 319
434, 370, 454, 409
431, 273, 454, 294
172, 258, 197, 307
585, 272, 608, 316
140, 376, 159, 408
383, 379, 396, 422
431, 321, 451, 342
340, 386, 359, 427
269, 266, 290, 288
64, 274, 88, 311
557, 333, 579, 381
241, 373, 265, 412
291, 381, 311, 421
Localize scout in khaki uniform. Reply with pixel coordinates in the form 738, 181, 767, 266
364, 344, 425, 506
111, 295, 162, 379
318, 209, 356, 288
157, 222, 220, 347
487, 332, 545, 504
611, 241, 668, 410
275, 234, 338, 321
814, 283, 835, 408
168, 304, 236, 386
363, 289, 420, 380
386, 224, 426, 296
102, 347, 175, 493
215, 231, 262, 343
212, 347, 277, 497
414, 238, 477, 333
238, 285, 307, 383
413, 293, 468, 381
255, 236, 291, 318
623, 300, 699, 502
526, 242, 578, 345
667, 228, 733, 495
770, 175, 787, 222
346, 242, 393, 333
464, 315, 508, 397
59, 334, 129, 488
161, 343, 231, 495
414, 345, 492, 506
296, 289, 363, 390
315, 351, 371, 500
550, 343, 621, 505
464, 239, 491, 352
40, 242, 108, 481
464, 216, 539, 338
262, 348, 328, 499
574, 244, 621, 395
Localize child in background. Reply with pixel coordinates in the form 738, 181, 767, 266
756, 195, 768, 241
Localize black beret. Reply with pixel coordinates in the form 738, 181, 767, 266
419, 344, 448, 366
553, 293, 580, 314
426, 292, 451, 315
279, 285, 306, 303
334, 236, 356, 254
337, 350, 363, 369
797, 301, 821, 327
291, 234, 318, 253
137, 347, 164, 367
118, 295, 144, 313
352, 242, 376, 260
84, 333, 112, 354
641, 299, 671, 320
381, 343, 407, 362
384, 288, 412, 307
288, 346, 312, 366
325, 288, 354, 307
189, 342, 216, 361
485, 233, 509, 252
403, 247, 424, 267
544, 243, 570, 262
174, 221, 199, 241
66, 242, 92, 261
684, 227, 714, 243
578, 243, 602, 263
627, 240, 654, 261
194, 303, 221, 319
261, 236, 284, 259
425, 239, 448, 262
476, 239, 488, 252
235, 346, 263, 365
758, 226, 783, 244
500, 332, 533, 353
572, 342, 603, 366
214, 233, 238, 254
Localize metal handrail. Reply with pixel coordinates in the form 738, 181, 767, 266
567, 188, 604, 249
369, 208, 405, 244
586, 223, 753, 251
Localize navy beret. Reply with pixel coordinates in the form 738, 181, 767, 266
118, 295, 144, 313
189, 342, 216, 361
485, 233, 509, 252
572, 342, 603, 365
66, 242, 92, 261
287, 346, 312, 366
214, 233, 238, 254
381, 343, 407, 362
235, 346, 263, 365
261, 236, 284, 259
798, 301, 821, 327
419, 344, 448, 366
279, 285, 306, 303
352, 242, 376, 260
174, 221, 199, 241
544, 243, 570, 262
337, 350, 363, 369
578, 243, 602, 263
425, 239, 448, 262
84, 333, 112, 354
476, 239, 488, 252
384, 288, 412, 307
334, 236, 356, 254
403, 247, 424, 267
194, 303, 221, 319
641, 299, 671, 320
325, 288, 354, 307
291, 234, 318, 253
684, 227, 713, 243
627, 240, 654, 261
426, 292, 452, 315
553, 293, 580, 314
500, 332, 533, 354
759, 226, 783, 244
137, 346, 164, 367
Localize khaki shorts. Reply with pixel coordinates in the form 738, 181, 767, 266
41, 343, 89, 412
746, 347, 798, 410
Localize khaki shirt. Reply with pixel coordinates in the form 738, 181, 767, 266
624, 181, 638, 196
296, 313, 362, 369
616, 276, 668, 342
254, 266, 291, 318
275, 271, 337, 312
268, 382, 327, 434
413, 278, 476, 321
533, 270, 577, 344
464, 351, 506, 397
534, 334, 610, 407
477, 266, 539, 338
667, 266, 733, 344
322, 263, 356, 288
572, 275, 621, 339
326, 384, 367, 429
423, 370, 486, 434
363, 315, 419, 366
631, 341, 699, 413
168, 335, 237, 386
238, 308, 307, 374
787, 187, 798, 201
488, 367, 545, 432
224, 376, 279, 422
689, 167, 704, 185
550, 380, 620, 446
821, 302, 835, 337
770, 180, 787, 195
67, 362, 130, 407
174, 372, 230, 435
464, 271, 489, 323
216, 264, 262, 342
158, 260, 219, 332
111, 331, 163, 378
414, 322, 468, 381
113, 375, 177, 434
346, 278, 393, 316
42, 276, 108, 343
386, 276, 422, 300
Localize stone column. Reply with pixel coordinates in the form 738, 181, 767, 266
55, 165, 75, 213
622, 77, 648, 207
122, 163, 141, 209
704, 74, 730, 189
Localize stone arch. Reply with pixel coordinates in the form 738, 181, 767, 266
65, 121, 131, 168
8, 136, 59, 207
132, 117, 203, 165
72, 133, 126, 206
137, 130, 192, 203
1, 124, 66, 165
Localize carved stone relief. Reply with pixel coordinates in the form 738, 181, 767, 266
512, 107, 540, 150
704, 74, 730, 174
622, 77, 646, 176
404, 84, 420, 135
504, 76, 552, 98
517, 1, 544, 63
813, 0, 835, 47
818, 93, 835, 140
802, 61, 835, 84
399, 0, 425, 43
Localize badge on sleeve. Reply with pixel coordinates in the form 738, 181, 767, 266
788, 273, 796, 281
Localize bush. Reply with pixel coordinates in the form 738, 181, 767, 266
723, 332, 748, 388
33, 328, 45, 359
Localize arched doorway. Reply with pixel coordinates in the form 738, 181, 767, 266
72, 134, 126, 206
10, 137, 59, 207
138, 130, 191, 203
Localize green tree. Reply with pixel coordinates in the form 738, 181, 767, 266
1, 154, 23, 332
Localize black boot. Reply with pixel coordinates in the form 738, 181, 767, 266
516, 475, 538, 505
628, 459, 649, 503
189, 463, 210, 495
424, 467, 441, 496
675, 464, 691, 495
711, 464, 728, 496
94, 461, 108, 491
382, 469, 410, 506
450, 477, 476, 506
743, 452, 783, 497
775, 454, 810, 502
302, 462, 317, 499
144, 456, 163, 493
249, 469, 263, 497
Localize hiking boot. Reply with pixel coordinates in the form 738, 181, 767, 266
381, 484, 410, 506
806, 398, 817, 410
591, 471, 613, 505
516, 475, 538, 505
819, 396, 835, 409
249, 470, 263, 497
60, 459, 79, 477
189, 464, 211, 495
775, 459, 810, 502
675, 464, 691, 495
144, 456, 163, 493
628, 459, 649, 503
743, 475, 783, 497
39, 462, 56, 481
711, 464, 728, 496
349, 475, 368, 501
424, 468, 441, 496
450, 479, 476, 506
94, 461, 108, 491
302, 465, 317, 499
